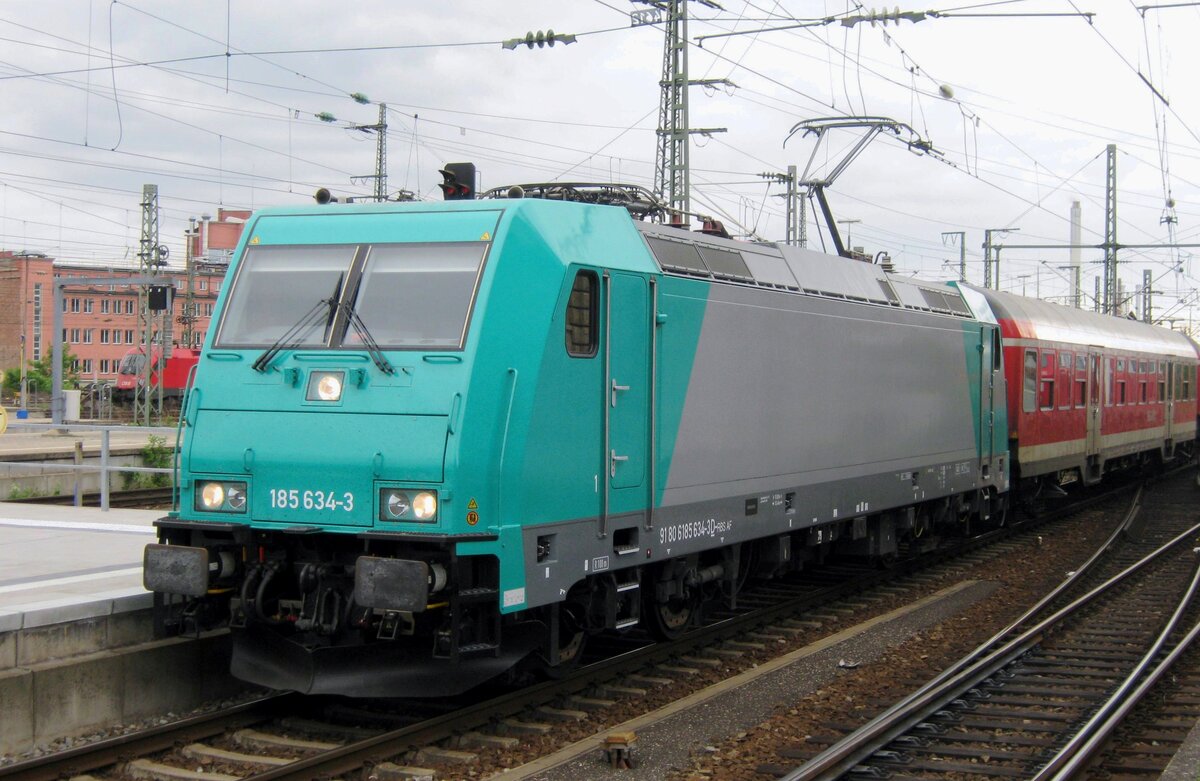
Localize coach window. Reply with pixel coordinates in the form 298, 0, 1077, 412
1023, 350, 1037, 413
565, 270, 598, 357
1059, 352, 1073, 409
1039, 352, 1055, 411
1185, 367, 1193, 401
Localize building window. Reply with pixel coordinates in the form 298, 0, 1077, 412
81, 359, 92, 373
70, 328, 80, 342
565, 271, 598, 358
100, 330, 109, 344
101, 299, 110, 314
62, 328, 68, 343
199, 279, 208, 291
100, 359, 109, 373
126, 300, 135, 314
84, 299, 93, 313
70, 297, 80, 313
125, 329, 134, 343
83, 329, 92, 344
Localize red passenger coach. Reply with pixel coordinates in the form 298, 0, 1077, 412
969, 286, 1197, 489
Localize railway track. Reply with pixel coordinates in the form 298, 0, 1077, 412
16, 486, 174, 509
0, 476, 1154, 781
778, 474, 1200, 780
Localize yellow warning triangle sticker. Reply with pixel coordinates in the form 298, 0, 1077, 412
467, 498, 479, 510
480, 232, 491, 241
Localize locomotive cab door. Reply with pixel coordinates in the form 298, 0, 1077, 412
601, 271, 651, 534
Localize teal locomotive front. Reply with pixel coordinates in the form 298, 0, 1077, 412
146, 198, 671, 695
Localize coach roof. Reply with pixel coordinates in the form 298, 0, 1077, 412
967, 284, 1198, 359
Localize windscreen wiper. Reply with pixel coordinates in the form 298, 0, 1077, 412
252, 298, 337, 373
338, 302, 396, 375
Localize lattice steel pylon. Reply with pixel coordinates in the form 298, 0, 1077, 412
634, 0, 725, 222
352, 104, 389, 202
374, 103, 387, 201
1103, 143, 1118, 315
135, 184, 164, 426
655, 0, 688, 218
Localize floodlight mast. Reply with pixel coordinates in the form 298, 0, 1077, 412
785, 117, 933, 259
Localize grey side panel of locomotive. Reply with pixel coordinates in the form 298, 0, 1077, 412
663, 282, 983, 513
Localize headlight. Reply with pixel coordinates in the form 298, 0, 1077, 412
226, 484, 247, 511
413, 491, 437, 520
384, 490, 411, 520
196, 480, 249, 514
379, 488, 438, 522
200, 482, 224, 509
306, 371, 345, 402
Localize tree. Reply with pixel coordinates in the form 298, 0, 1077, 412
3, 350, 80, 394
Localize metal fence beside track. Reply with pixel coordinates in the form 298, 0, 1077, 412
0, 421, 177, 512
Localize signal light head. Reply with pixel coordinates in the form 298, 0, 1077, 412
439, 163, 476, 201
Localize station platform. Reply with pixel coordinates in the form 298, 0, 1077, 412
0, 500, 243, 757
0, 501, 160, 633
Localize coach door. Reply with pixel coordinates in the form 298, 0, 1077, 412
1165, 361, 1176, 444
1086, 351, 1103, 463
601, 271, 651, 536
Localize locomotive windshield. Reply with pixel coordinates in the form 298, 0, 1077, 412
216, 241, 487, 350
351, 243, 486, 348
117, 352, 145, 374
217, 245, 352, 347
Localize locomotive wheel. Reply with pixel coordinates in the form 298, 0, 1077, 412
645, 590, 697, 640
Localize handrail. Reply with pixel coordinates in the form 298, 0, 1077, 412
173, 364, 200, 513
0, 421, 177, 511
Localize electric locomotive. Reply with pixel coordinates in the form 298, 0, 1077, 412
113, 346, 199, 403
146, 173, 1015, 696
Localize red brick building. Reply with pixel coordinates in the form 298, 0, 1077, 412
0, 209, 247, 384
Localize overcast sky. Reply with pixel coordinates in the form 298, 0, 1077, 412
3, 1, 1200, 326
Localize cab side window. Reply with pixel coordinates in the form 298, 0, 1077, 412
565, 271, 598, 357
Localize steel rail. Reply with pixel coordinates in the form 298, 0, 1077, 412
1034, 549, 1200, 780
0, 695, 291, 781
781, 503, 1200, 781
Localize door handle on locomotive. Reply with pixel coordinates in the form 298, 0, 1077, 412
610, 449, 629, 477
611, 379, 631, 407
